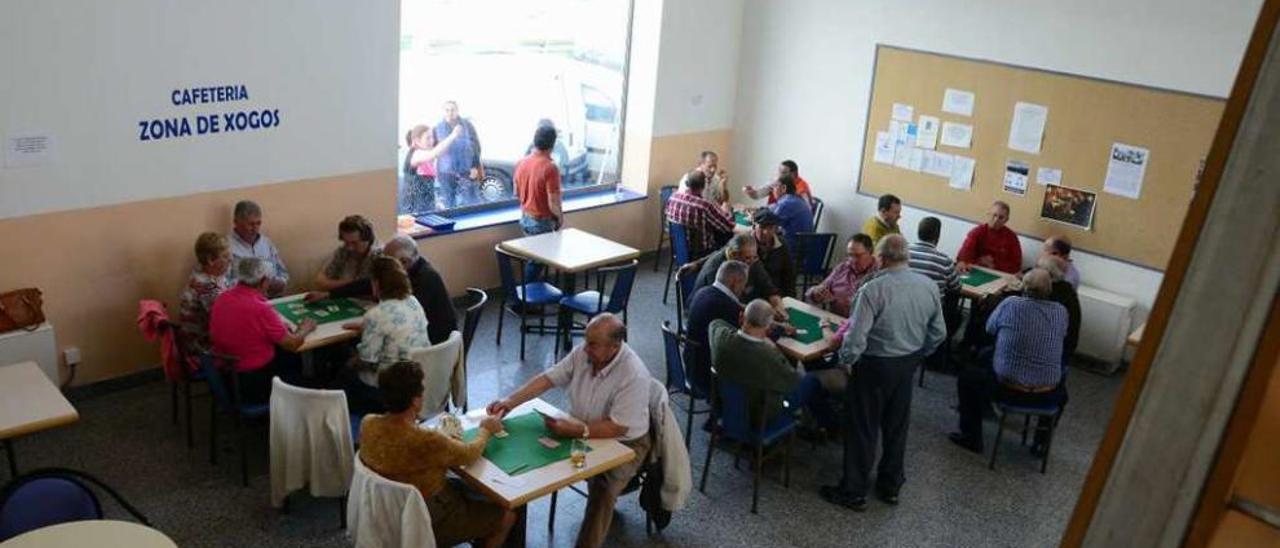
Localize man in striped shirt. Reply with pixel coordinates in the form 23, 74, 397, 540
665, 170, 735, 258
908, 217, 962, 372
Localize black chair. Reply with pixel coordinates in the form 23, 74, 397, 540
653, 185, 677, 272
673, 262, 700, 336
456, 287, 488, 358
157, 320, 208, 449
810, 196, 825, 229
663, 222, 693, 304
988, 401, 1063, 474
494, 246, 563, 360
557, 260, 639, 354
0, 467, 150, 541
699, 369, 797, 514
661, 321, 710, 449
199, 353, 269, 486
794, 232, 836, 295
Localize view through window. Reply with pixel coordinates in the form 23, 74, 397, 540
398, 0, 631, 217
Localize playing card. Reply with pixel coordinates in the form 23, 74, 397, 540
537, 436, 561, 449
494, 431, 509, 439
314, 310, 329, 318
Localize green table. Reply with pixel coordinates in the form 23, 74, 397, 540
786, 307, 826, 344
734, 210, 751, 227
960, 268, 1001, 288
273, 297, 365, 325
462, 413, 589, 477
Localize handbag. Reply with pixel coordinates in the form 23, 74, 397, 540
0, 288, 45, 333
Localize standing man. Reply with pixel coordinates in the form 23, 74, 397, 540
821, 235, 945, 511
862, 194, 902, 246
515, 124, 563, 235
227, 200, 288, 297
679, 151, 729, 207
666, 170, 735, 258
433, 100, 482, 210
769, 175, 814, 253
486, 314, 651, 548
957, 201, 1022, 274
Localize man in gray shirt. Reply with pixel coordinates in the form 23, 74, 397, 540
821, 234, 945, 512
226, 200, 289, 297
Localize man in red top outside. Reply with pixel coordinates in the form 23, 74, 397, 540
515, 125, 563, 236
210, 257, 316, 404
956, 201, 1023, 274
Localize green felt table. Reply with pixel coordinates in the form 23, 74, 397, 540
786, 307, 826, 344
273, 297, 365, 325
462, 412, 589, 476
734, 210, 751, 226
960, 268, 1001, 288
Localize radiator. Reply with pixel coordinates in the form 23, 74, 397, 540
1076, 286, 1136, 372
0, 323, 59, 383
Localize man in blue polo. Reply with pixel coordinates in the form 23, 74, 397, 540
769, 174, 814, 252
433, 100, 482, 209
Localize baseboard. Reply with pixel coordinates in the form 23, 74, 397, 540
65, 366, 163, 403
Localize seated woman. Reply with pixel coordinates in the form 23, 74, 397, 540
342, 256, 432, 414
179, 232, 233, 358
805, 233, 878, 316
360, 362, 515, 548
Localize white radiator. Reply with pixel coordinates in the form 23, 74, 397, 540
1076, 286, 1136, 372
0, 323, 59, 383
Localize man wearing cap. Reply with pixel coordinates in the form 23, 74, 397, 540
751, 209, 797, 298
690, 232, 788, 319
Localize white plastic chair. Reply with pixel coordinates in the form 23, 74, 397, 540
409, 331, 466, 420
347, 453, 436, 548
269, 377, 355, 519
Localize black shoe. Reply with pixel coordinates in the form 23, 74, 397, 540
875, 489, 899, 506
948, 432, 984, 454
1030, 443, 1048, 457
819, 485, 867, 512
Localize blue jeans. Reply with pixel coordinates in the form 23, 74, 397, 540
519, 214, 557, 281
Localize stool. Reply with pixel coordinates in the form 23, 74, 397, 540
988, 402, 1061, 473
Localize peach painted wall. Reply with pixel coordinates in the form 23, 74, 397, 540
636, 129, 735, 251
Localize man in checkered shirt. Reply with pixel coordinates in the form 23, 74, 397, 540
665, 170, 735, 258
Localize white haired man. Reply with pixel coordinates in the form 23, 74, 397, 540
227, 200, 289, 297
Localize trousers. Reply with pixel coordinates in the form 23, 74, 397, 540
840, 354, 922, 498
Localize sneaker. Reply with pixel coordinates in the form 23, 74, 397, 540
874, 489, 899, 506
948, 432, 984, 454
819, 485, 867, 512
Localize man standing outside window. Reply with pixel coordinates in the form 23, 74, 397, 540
433, 100, 483, 210
515, 124, 563, 235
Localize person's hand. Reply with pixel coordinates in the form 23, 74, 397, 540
341, 321, 363, 332
781, 324, 797, 336
978, 255, 996, 268
479, 416, 503, 435
304, 291, 329, 303
486, 399, 513, 418
742, 186, 759, 200
267, 278, 287, 296
297, 318, 318, 335
449, 124, 463, 138
469, 167, 482, 181
717, 169, 728, 181
773, 307, 788, 322
542, 416, 582, 438
956, 261, 972, 274
807, 285, 830, 303
827, 334, 843, 351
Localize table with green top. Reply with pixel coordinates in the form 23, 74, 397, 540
734, 210, 752, 226
273, 297, 365, 325
462, 412, 591, 477
959, 265, 1013, 299
778, 297, 846, 361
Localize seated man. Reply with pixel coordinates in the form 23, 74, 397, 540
1037, 255, 1082, 365
678, 150, 729, 207
949, 268, 1067, 454
209, 258, 316, 404
769, 175, 814, 252
486, 314, 650, 548
227, 200, 289, 297
359, 362, 515, 548
340, 257, 433, 414
324, 235, 458, 345
861, 194, 902, 247
749, 209, 796, 298
684, 260, 748, 396
743, 160, 813, 206
690, 232, 786, 319
665, 170, 735, 259
957, 201, 1022, 274
314, 215, 383, 293
1042, 235, 1081, 289
709, 300, 836, 432
806, 233, 878, 317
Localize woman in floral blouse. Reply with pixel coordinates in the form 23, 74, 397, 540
804, 233, 879, 317
179, 232, 233, 357
342, 256, 431, 413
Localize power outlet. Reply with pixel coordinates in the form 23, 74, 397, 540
63, 346, 81, 366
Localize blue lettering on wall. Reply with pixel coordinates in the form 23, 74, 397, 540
142, 84, 276, 142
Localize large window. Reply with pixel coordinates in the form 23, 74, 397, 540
398, 0, 632, 217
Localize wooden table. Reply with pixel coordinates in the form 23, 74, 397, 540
958, 265, 1016, 300
269, 294, 372, 374
0, 520, 176, 548
1127, 322, 1146, 347
498, 228, 639, 274
777, 297, 846, 362
0, 361, 78, 478
426, 398, 635, 547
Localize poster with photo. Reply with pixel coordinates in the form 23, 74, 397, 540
1040, 184, 1097, 230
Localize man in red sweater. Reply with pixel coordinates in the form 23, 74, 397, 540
957, 201, 1022, 273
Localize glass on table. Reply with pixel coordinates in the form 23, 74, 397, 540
570, 438, 587, 468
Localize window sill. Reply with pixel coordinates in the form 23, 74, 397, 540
400, 188, 647, 239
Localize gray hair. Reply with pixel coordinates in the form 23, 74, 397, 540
726, 232, 756, 255
384, 235, 420, 261
587, 313, 627, 344
235, 257, 269, 286
233, 200, 262, 220
743, 299, 774, 329
876, 234, 910, 265
715, 260, 748, 287
1036, 255, 1067, 282
1022, 268, 1053, 299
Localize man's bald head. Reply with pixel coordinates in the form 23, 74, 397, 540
584, 313, 626, 368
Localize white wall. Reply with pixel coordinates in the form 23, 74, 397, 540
653, 0, 745, 136
731, 0, 1261, 316
0, 0, 397, 220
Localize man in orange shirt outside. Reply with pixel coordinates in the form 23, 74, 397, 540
743, 159, 814, 207
515, 125, 563, 280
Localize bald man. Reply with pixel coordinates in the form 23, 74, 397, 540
487, 314, 652, 548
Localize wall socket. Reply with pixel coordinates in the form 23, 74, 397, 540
63, 346, 81, 366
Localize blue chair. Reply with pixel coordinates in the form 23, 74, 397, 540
653, 185, 677, 272
662, 322, 710, 450
794, 232, 836, 295
495, 246, 563, 360
557, 260, 638, 353
663, 222, 692, 304
699, 370, 797, 514
0, 467, 150, 541
988, 401, 1062, 474
199, 353, 270, 487
810, 196, 825, 229
673, 262, 700, 336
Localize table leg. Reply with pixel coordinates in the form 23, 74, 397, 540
4, 439, 16, 479
561, 271, 578, 352
504, 505, 527, 548
301, 351, 315, 379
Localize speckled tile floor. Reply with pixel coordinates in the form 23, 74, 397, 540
8, 255, 1123, 547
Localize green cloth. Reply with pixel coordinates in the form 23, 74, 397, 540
273, 297, 365, 325
960, 269, 1001, 288
786, 308, 825, 344
734, 210, 751, 227
461, 412, 589, 477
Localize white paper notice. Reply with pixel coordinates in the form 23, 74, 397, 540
893, 145, 915, 169
892, 103, 915, 122
1036, 167, 1062, 186
1003, 159, 1030, 196
1103, 143, 1149, 199
922, 151, 955, 178
950, 156, 975, 190
889, 120, 904, 139
940, 122, 973, 149
1008, 102, 1048, 154
942, 88, 975, 117
907, 149, 925, 172
4, 134, 54, 168
916, 116, 940, 150
873, 131, 896, 165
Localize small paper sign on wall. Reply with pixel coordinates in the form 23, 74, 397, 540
4, 134, 55, 169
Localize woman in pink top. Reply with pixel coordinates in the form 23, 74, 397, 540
805, 233, 879, 317
401, 124, 462, 212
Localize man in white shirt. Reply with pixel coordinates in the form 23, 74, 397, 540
487, 313, 651, 548
226, 200, 288, 297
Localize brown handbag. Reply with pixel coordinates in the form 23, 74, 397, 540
0, 288, 45, 333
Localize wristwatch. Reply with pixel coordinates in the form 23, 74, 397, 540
581, 424, 590, 439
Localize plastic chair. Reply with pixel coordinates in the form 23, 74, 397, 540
199, 353, 270, 486
810, 196, 825, 229
988, 401, 1062, 474
663, 222, 693, 304
653, 185, 678, 272
269, 378, 354, 527
457, 288, 488, 358
699, 370, 797, 514
662, 321, 710, 450
494, 245, 563, 360
0, 467, 150, 541
410, 331, 466, 419
347, 454, 436, 548
673, 262, 701, 336
157, 319, 208, 449
557, 260, 638, 353
794, 232, 836, 295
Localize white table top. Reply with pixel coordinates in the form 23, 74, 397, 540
959, 265, 1017, 299
425, 398, 636, 509
268, 293, 372, 353
0, 520, 176, 548
777, 297, 846, 362
498, 228, 640, 273
0, 361, 78, 440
